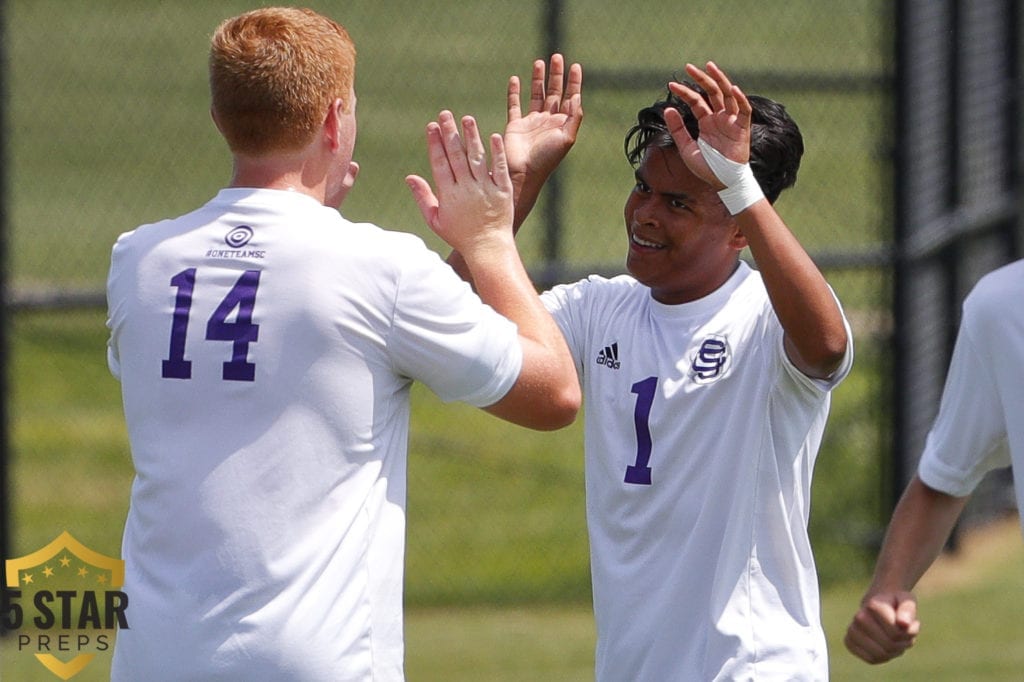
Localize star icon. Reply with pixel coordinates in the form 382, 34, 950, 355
43, 566, 54, 578
77, 567, 89, 578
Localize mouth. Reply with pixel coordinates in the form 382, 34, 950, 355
630, 231, 665, 250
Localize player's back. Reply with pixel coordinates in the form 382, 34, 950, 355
106, 187, 425, 680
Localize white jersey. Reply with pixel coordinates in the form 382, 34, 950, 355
542, 262, 852, 681
918, 259, 1024, 503
106, 188, 522, 681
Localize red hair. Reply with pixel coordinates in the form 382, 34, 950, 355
209, 7, 356, 156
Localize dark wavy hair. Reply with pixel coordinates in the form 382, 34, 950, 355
624, 81, 803, 204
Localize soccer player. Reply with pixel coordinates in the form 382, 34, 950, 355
462, 57, 853, 679
844, 259, 1024, 665
104, 8, 578, 680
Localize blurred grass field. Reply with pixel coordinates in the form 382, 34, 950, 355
8, 0, 1023, 680
3, 310, 1024, 681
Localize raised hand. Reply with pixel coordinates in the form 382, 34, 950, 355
504, 54, 583, 191
664, 61, 751, 191
406, 111, 514, 255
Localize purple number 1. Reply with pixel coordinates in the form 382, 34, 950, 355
161, 268, 261, 381
624, 376, 657, 485
162, 269, 196, 379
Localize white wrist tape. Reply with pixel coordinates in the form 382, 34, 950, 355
697, 137, 764, 215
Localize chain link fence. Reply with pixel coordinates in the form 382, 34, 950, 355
9, 0, 1011, 608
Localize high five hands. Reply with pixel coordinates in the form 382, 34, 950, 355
406, 112, 514, 255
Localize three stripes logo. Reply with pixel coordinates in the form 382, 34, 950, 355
596, 342, 621, 370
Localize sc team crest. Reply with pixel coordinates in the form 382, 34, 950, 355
691, 335, 730, 384
3, 531, 128, 680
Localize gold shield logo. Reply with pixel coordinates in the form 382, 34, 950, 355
3, 531, 128, 680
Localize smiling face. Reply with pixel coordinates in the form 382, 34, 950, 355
624, 146, 747, 304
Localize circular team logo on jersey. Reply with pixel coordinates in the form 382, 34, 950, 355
225, 225, 254, 248
691, 335, 730, 384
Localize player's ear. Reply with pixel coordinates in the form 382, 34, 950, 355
323, 98, 347, 152
728, 222, 748, 251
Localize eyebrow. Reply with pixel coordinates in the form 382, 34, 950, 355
634, 169, 693, 204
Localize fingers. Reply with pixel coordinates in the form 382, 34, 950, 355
432, 111, 485, 183
520, 54, 581, 116
685, 61, 728, 113
528, 58, 547, 114
422, 110, 506, 190
844, 593, 920, 664
423, 117, 455, 187
679, 61, 752, 125
565, 61, 583, 103
508, 75, 523, 122
462, 116, 489, 181
668, 80, 709, 119
564, 62, 584, 131
845, 616, 917, 664
544, 53, 565, 113
894, 596, 920, 633
704, 61, 751, 123
663, 106, 694, 146
405, 174, 439, 229
488, 133, 512, 191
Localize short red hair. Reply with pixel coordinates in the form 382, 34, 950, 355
209, 7, 356, 156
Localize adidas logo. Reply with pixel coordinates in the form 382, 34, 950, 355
596, 342, 621, 370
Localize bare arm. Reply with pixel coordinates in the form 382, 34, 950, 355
448, 54, 583, 283
844, 475, 969, 664
733, 201, 850, 379
666, 62, 848, 380
406, 111, 580, 430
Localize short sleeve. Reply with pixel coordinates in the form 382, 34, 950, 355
540, 281, 587, 372
388, 245, 522, 407
777, 286, 854, 394
105, 231, 134, 382
917, 311, 1010, 496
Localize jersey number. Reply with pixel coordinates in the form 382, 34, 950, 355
161, 268, 261, 381
624, 376, 657, 485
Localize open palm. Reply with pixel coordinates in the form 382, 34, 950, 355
504, 55, 583, 183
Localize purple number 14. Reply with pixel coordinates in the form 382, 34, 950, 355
161, 268, 261, 381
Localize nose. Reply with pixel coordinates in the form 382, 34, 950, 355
630, 194, 660, 228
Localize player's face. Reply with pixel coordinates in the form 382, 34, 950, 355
624, 146, 745, 304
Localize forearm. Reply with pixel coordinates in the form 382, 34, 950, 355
511, 168, 550, 233
460, 236, 579, 429
446, 250, 473, 284
736, 201, 849, 378
462, 236, 549, 339
867, 476, 969, 595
